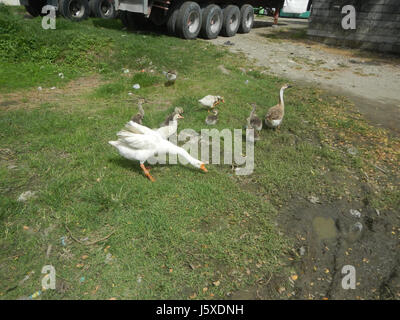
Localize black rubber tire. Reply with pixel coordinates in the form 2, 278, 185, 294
200, 4, 223, 39
149, 8, 169, 26
221, 5, 240, 37
24, 1, 47, 17
119, 10, 130, 28
24, 5, 40, 17
88, 1, 94, 17
238, 4, 254, 33
92, 0, 116, 19
59, 0, 90, 22
176, 2, 202, 40
120, 11, 147, 30
166, 1, 183, 35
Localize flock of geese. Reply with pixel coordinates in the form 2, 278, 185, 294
109, 71, 292, 181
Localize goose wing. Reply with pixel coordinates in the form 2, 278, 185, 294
117, 130, 159, 150
155, 125, 176, 140
124, 120, 157, 136
199, 95, 214, 107
265, 105, 283, 121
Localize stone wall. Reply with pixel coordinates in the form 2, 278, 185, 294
307, 0, 400, 54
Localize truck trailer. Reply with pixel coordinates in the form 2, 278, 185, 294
20, 0, 117, 20
20, 0, 284, 39
117, 0, 284, 39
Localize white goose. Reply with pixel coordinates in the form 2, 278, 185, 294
198, 95, 224, 109
109, 121, 207, 181
155, 113, 183, 139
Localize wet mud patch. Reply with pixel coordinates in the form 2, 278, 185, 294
277, 199, 400, 299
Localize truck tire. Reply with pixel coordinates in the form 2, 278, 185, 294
221, 5, 240, 37
149, 8, 169, 26
166, 1, 183, 35
238, 4, 253, 33
59, 0, 90, 22
200, 4, 222, 39
176, 2, 202, 40
167, 7, 179, 35
90, 0, 117, 19
24, 0, 47, 17
120, 11, 147, 30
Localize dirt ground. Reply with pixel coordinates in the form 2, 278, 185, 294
210, 17, 400, 134
213, 16, 400, 300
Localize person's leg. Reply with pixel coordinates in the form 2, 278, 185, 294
273, 7, 279, 25
307, 0, 313, 11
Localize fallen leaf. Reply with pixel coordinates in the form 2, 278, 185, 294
202, 287, 208, 292
189, 293, 197, 299
278, 287, 286, 294
291, 274, 298, 281
82, 255, 89, 260
23, 226, 29, 230
213, 280, 220, 287
308, 195, 320, 204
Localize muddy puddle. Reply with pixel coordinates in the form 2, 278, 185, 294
277, 199, 400, 299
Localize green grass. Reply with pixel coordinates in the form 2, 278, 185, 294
1, 5, 399, 300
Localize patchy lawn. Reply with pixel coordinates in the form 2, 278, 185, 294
0, 5, 399, 300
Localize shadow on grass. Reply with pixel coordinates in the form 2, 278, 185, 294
91, 17, 123, 30
91, 16, 171, 38
108, 155, 205, 176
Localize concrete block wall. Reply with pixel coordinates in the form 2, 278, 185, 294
308, 0, 400, 54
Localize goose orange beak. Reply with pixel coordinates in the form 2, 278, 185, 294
200, 164, 208, 172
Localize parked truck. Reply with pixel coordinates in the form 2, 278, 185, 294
117, 0, 284, 39
20, 0, 284, 39
20, 0, 117, 20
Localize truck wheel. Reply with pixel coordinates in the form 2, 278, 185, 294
24, 0, 47, 17
176, 2, 202, 40
221, 5, 240, 37
59, 0, 90, 22
120, 11, 129, 28
238, 4, 253, 33
200, 4, 222, 39
166, 7, 179, 35
90, 0, 117, 19
166, 1, 183, 35
120, 11, 147, 30
149, 8, 168, 26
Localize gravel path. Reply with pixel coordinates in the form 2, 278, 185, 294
210, 17, 400, 133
